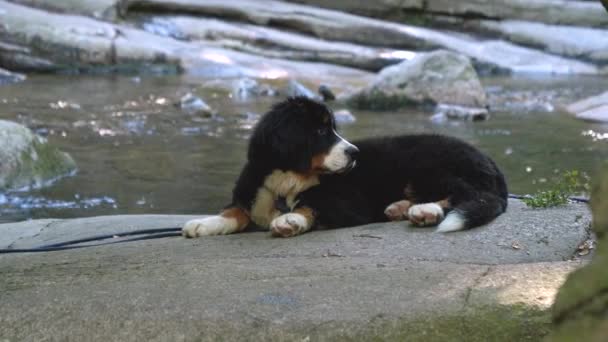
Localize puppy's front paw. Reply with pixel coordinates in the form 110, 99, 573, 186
270, 213, 310, 238
182, 216, 236, 238
408, 203, 444, 227
384, 200, 412, 221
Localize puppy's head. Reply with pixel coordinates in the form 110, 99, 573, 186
249, 97, 359, 174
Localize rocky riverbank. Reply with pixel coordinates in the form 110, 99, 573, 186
1, 0, 605, 79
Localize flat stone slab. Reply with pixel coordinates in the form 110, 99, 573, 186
0, 199, 592, 340
0, 200, 591, 264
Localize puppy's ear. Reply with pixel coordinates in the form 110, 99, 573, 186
270, 126, 311, 172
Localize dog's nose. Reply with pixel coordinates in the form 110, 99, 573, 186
345, 145, 360, 160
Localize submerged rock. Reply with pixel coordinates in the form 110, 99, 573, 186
0, 120, 76, 190
0, 67, 25, 85
432, 104, 488, 121
566, 91, 608, 122
285, 79, 322, 100
344, 50, 487, 110
233, 78, 278, 100
177, 93, 215, 117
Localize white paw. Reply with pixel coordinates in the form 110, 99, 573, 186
182, 216, 237, 238
408, 203, 444, 227
384, 200, 412, 221
270, 213, 310, 238
436, 211, 466, 233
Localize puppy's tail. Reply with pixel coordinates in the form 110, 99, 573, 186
437, 192, 507, 233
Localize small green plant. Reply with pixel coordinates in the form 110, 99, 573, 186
522, 170, 589, 208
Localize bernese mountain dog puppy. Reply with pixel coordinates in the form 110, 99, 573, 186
183, 97, 507, 238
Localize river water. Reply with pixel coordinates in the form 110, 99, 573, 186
0, 74, 606, 223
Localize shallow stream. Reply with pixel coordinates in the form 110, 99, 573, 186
0, 74, 606, 223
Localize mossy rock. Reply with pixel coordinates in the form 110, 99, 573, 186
343, 50, 487, 110
0, 120, 76, 190
547, 166, 608, 341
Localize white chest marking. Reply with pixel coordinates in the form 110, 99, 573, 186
250, 170, 319, 228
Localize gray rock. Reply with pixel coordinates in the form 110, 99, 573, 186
122, 0, 598, 74
566, 90, 608, 122
0, 199, 592, 341
478, 20, 608, 64
548, 166, 608, 341
0, 1, 373, 83
0, 67, 25, 85
284, 0, 423, 18
177, 93, 215, 116
0, 1, 184, 71
285, 79, 322, 100
425, 0, 608, 28
138, 15, 411, 71
286, 0, 608, 28
333, 109, 356, 124
7, 0, 120, 20
233, 78, 278, 100
318, 84, 336, 101
344, 50, 487, 110
0, 120, 76, 190
433, 104, 489, 121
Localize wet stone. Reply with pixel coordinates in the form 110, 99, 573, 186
285, 79, 322, 100
0, 68, 26, 85
176, 93, 215, 117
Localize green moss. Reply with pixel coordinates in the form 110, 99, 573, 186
300, 304, 552, 342
9, 137, 76, 189
346, 89, 430, 111
522, 170, 589, 208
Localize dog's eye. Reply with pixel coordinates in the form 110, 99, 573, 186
317, 128, 328, 136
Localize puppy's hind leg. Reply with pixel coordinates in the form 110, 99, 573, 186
408, 199, 450, 227
183, 207, 250, 238
437, 192, 507, 233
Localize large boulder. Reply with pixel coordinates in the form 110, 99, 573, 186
0, 120, 76, 190
343, 50, 487, 110
548, 166, 608, 341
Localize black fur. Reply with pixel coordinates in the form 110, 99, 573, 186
230, 97, 507, 231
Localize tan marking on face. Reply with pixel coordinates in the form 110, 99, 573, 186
220, 207, 250, 232
250, 170, 320, 228
310, 153, 328, 173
